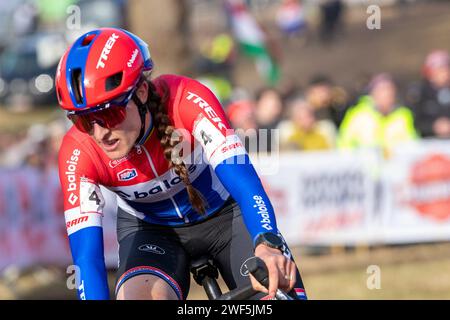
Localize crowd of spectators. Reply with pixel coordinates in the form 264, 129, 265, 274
1, 48, 449, 169
0, 119, 69, 170
221, 49, 450, 157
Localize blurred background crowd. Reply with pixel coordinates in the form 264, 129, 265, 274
1, 0, 449, 168
1, 0, 450, 299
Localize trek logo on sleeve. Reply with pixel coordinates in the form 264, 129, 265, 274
186, 91, 227, 132
117, 168, 138, 181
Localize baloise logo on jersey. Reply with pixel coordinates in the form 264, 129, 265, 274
115, 164, 197, 200
253, 195, 273, 231
65, 149, 81, 206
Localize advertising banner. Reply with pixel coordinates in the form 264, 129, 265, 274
381, 141, 450, 243
255, 149, 380, 246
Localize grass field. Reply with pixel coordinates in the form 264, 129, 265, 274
304, 258, 450, 299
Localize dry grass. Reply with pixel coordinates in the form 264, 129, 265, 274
304, 258, 450, 300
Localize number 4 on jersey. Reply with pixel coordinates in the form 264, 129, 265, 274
200, 130, 213, 145
89, 191, 101, 205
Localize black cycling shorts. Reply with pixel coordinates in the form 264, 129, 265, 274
115, 197, 307, 300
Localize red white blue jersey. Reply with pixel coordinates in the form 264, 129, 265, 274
58, 74, 278, 299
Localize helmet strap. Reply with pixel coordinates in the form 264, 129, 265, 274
132, 93, 153, 146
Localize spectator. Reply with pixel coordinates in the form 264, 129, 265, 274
306, 75, 349, 127
278, 97, 331, 151
254, 87, 284, 153
407, 50, 450, 138
255, 87, 284, 129
305, 75, 349, 146
227, 99, 256, 131
338, 73, 418, 156
195, 32, 237, 81
276, 0, 308, 39
319, 0, 344, 43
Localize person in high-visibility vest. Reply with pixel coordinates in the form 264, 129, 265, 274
338, 73, 418, 156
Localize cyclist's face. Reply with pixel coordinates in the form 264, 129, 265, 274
90, 82, 149, 160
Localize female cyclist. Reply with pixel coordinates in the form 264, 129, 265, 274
56, 28, 307, 300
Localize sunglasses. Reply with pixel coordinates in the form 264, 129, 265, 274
67, 87, 137, 134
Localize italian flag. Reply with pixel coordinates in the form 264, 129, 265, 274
225, 0, 281, 85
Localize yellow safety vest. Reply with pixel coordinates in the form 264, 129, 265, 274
337, 96, 418, 155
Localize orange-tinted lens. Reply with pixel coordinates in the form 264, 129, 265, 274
69, 105, 127, 133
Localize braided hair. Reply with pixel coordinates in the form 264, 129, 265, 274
144, 78, 207, 215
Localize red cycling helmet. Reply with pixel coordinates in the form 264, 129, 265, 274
56, 28, 153, 112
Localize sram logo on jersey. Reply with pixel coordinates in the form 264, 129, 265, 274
253, 195, 273, 231
66, 216, 89, 229
221, 142, 243, 153
96, 33, 119, 69
117, 168, 138, 181
116, 165, 197, 199
65, 149, 81, 206
186, 91, 227, 132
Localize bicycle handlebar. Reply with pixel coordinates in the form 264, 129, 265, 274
217, 257, 294, 300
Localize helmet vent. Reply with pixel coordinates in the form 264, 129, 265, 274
105, 72, 123, 92
71, 68, 84, 105
81, 34, 96, 47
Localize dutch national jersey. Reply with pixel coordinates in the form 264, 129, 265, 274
58, 74, 278, 299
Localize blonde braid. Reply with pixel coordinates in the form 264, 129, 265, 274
146, 79, 207, 215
